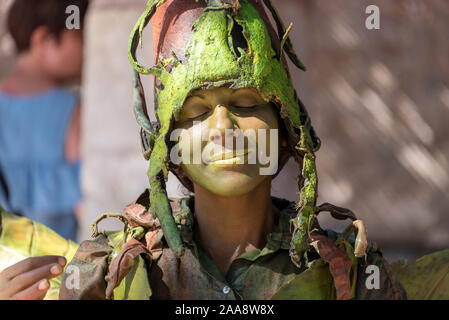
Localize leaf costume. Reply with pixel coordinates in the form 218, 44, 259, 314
58, 192, 404, 300
0, 206, 78, 300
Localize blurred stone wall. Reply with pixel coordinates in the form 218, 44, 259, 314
1, 0, 448, 262
79, 0, 154, 240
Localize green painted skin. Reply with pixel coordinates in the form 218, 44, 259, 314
128, 0, 320, 265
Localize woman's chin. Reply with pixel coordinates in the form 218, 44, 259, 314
182, 163, 272, 196
199, 174, 268, 196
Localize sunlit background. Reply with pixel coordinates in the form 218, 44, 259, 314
1, 0, 448, 263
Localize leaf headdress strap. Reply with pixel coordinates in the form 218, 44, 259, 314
261, 0, 306, 71
128, 0, 184, 258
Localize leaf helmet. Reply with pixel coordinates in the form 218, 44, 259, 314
129, 0, 322, 264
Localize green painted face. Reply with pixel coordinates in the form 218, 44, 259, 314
174, 87, 280, 196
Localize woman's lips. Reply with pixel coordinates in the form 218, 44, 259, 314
205, 149, 252, 166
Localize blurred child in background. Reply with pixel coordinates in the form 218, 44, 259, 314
0, 0, 89, 241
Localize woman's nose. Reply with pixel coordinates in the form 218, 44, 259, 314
209, 104, 235, 141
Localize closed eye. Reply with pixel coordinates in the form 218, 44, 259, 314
179, 97, 211, 121
231, 105, 259, 111
230, 88, 266, 108
185, 108, 210, 120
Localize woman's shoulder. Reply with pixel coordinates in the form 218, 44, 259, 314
0, 85, 77, 101
0, 86, 79, 135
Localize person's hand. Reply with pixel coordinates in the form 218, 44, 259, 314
0, 256, 66, 300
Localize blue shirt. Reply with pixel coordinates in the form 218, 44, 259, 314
0, 88, 81, 241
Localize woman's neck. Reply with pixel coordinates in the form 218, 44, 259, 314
193, 179, 276, 276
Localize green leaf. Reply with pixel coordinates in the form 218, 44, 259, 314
391, 249, 449, 300
271, 259, 336, 300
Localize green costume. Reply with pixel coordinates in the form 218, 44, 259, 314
58, 191, 404, 300
0, 206, 78, 300
1, 0, 448, 300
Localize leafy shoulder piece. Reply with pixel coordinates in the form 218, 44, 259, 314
390, 249, 449, 300
0, 206, 79, 300
271, 259, 336, 300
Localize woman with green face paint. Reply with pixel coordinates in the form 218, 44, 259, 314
55, 0, 409, 300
